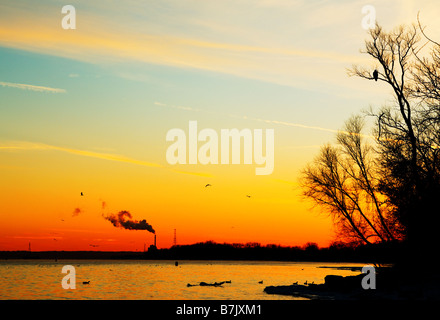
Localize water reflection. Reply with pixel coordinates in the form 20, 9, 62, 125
0, 260, 365, 300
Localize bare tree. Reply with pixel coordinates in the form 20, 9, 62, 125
300, 116, 403, 245
345, 23, 440, 265
302, 22, 440, 261
349, 24, 420, 174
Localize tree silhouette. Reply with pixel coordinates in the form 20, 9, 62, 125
303, 22, 440, 266
301, 116, 403, 245
351, 23, 440, 263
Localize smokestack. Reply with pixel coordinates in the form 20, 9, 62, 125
154, 234, 157, 247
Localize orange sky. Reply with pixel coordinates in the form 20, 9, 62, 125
2, 0, 436, 251
0, 144, 334, 250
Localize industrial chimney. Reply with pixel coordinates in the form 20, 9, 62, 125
147, 234, 158, 253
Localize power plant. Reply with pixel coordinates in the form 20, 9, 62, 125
147, 234, 157, 252
146, 230, 176, 253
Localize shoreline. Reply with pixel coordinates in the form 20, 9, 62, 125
264, 268, 440, 300
0, 250, 381, 264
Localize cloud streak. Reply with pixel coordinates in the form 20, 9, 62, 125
0, 2, 370, 94
154, 101, 375, 140
2, 0, 439, 97
0, 140, 214, 177
0, 141, 162, 167
0, 81, 66, 93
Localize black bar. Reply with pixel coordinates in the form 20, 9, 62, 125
0, 300, 435, 319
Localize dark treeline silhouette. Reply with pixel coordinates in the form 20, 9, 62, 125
302, 20, 440, 273
0, 240, 401, 263
147, 241, 400, 263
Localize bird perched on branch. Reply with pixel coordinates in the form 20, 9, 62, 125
373, 69, 378, 81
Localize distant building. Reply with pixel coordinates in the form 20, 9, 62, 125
148, 234, 157, 252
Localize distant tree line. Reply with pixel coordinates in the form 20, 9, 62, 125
0, 240, 400, 262
147, 240, 399, 263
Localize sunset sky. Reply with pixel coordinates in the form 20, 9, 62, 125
1, 0, 439, 251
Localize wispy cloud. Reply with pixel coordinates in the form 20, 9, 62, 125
254, 118, 376, 140
0, 81, 66, 93
0, 141, 161, 168
154, 101, 375, 139
156, 100, 336, 132
0, 3, 369, 94
0, 141, 214, 177
1, 1, 439, 96
251, 118, 340, 134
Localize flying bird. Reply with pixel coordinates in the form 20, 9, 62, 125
80, 192, 84, 196
246, 195, 251, 198
373, 69, 378, 81
205, 184, 212, 187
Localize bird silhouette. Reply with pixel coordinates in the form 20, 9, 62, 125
258, 280, 263, 284
246, 195, 251, 198
82, 281, 90, 285
205, 184, 212, 187
373, 69, 378, 81
80, 192, 84, 196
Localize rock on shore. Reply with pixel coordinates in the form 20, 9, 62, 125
264, 271, 440, 300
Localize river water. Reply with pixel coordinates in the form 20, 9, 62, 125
0, 260, 365, 300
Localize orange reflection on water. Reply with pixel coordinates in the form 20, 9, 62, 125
0, 260, 365, 300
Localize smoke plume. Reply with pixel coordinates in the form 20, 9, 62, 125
104, 210, 155, 234
72, 207, 82, 217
